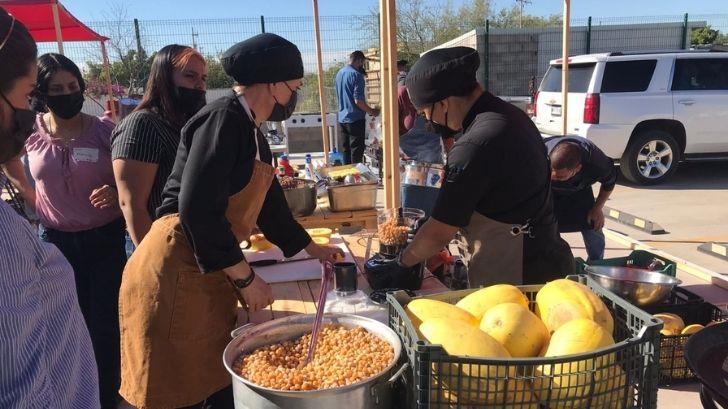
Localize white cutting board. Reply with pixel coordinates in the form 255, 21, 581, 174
241, 234, 355, 284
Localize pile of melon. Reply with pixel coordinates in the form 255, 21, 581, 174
404, 279, 631, 409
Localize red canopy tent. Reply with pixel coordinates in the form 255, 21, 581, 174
0, 0, 117, 121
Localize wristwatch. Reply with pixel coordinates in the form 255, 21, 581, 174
232, 270, 256, 289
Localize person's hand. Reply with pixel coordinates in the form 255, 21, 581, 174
89, 185, 118, 209
370, 108, 381, 117
305, 242, 345, 263
587, 206, 605, 230
240, 274, 273, 312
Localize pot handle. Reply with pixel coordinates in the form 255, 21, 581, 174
231, 323, 255, 339
387, 362, 409, 385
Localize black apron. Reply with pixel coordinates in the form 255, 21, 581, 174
458, 159, 575, 287
553, 187, 596, 233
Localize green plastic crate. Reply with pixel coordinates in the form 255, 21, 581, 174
387, 275, 662, 409
575, 250, 676, 277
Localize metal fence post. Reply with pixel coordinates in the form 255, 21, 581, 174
260, 15, 266, 33
133, 19, 143, 56
586, 16, 592, 54
682, 13, 688, 49
484, 19, 489, 92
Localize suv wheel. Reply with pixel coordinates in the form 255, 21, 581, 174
620, 130, 679, 185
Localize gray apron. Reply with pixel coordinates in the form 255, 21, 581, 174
457, 160, 575, 287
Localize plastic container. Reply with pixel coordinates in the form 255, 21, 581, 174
641, 287, 727, 385
278, 154, 295, 177
328, 148, 345, 166
387, 275, 662, 409
303, 154, 316, 181
575, 250, 676, 277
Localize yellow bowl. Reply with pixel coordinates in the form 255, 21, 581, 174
307, 228, 333, 239
312, 236, 330, 245
249, 234, 274, 252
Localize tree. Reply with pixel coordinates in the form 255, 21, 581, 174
363, 0, 492, 62
205, 56, 234, 89
297, 62, 345, 113
85, 49, 153, 97
692, 26, 719, 45
490, 4, 562, 28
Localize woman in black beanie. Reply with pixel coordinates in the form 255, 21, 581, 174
118, 33, 342, 409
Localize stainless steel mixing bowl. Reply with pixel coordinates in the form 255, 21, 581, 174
586, 265, 682, 306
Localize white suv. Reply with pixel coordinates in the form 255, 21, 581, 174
533, 51, 728, 185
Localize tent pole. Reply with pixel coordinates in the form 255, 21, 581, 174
101, 41, 117, 123
51, 1, 64, 54
561, 0, 570, 135
311, 0, 330, 165
380, 0, 399, 208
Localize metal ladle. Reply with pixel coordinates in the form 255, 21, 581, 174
302, 260, 334, 367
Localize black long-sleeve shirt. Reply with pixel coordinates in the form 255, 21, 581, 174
544, 136, 617, 195
157, 93, 311, 273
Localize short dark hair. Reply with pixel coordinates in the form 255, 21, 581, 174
397, 59, 407, 69
349, 50, 366, 63
37, 53, 85, 94
0, 8, 37, 95
550, 142, 582, 170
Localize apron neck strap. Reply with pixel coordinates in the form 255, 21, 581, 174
237, 94, 262, 161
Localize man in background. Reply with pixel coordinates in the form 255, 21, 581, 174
397, 59, 417, 136
335, 50, 379, 164
545, 136, 617, 261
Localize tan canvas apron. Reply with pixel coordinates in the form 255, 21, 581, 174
119, 98, 274, 408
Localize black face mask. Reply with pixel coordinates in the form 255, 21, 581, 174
45, 91, 84, 120
0, 92, 35, 164
176, 87, 207, 119
425, 104, 459, 139
269, 82, 298, 122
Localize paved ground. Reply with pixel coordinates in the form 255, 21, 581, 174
603, 161, 728, 275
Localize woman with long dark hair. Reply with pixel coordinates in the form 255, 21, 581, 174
0, 8, 100, 407
2, 51, 126, 408
112, 45, 207, 246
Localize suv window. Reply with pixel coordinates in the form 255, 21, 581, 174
672, 58, 728, 91
540, 63, 595, 93
601, 60, 656, 92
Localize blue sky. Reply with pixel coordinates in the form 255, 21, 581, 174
70, 0, 728, 22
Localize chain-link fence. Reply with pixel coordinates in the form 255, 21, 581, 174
33, 13, 728, 116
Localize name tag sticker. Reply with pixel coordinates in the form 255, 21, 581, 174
72, 148, 99, 163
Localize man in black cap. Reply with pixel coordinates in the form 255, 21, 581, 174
335, 50, 379, 164
392, 46, 574, 287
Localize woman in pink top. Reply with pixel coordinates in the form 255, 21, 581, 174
2, 53, 126, 409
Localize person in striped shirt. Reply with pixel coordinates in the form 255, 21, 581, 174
0, 8, 100, 408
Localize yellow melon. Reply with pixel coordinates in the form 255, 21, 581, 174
405, 299, 478, 330
534, 319, 616, 409
480, 302, 550, 358
455, 284, 529, 321
653, 313, 685, 336
535, 279, 614, 335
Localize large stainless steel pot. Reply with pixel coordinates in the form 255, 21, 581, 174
586, 265, 681, 306
282, 178, 317, 217
223, 314, 405, 409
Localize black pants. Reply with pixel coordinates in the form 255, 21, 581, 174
40, 218, 127, 409
340, 119, 366, 164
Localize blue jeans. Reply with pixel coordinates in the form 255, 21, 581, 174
582, 228, 606, 261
